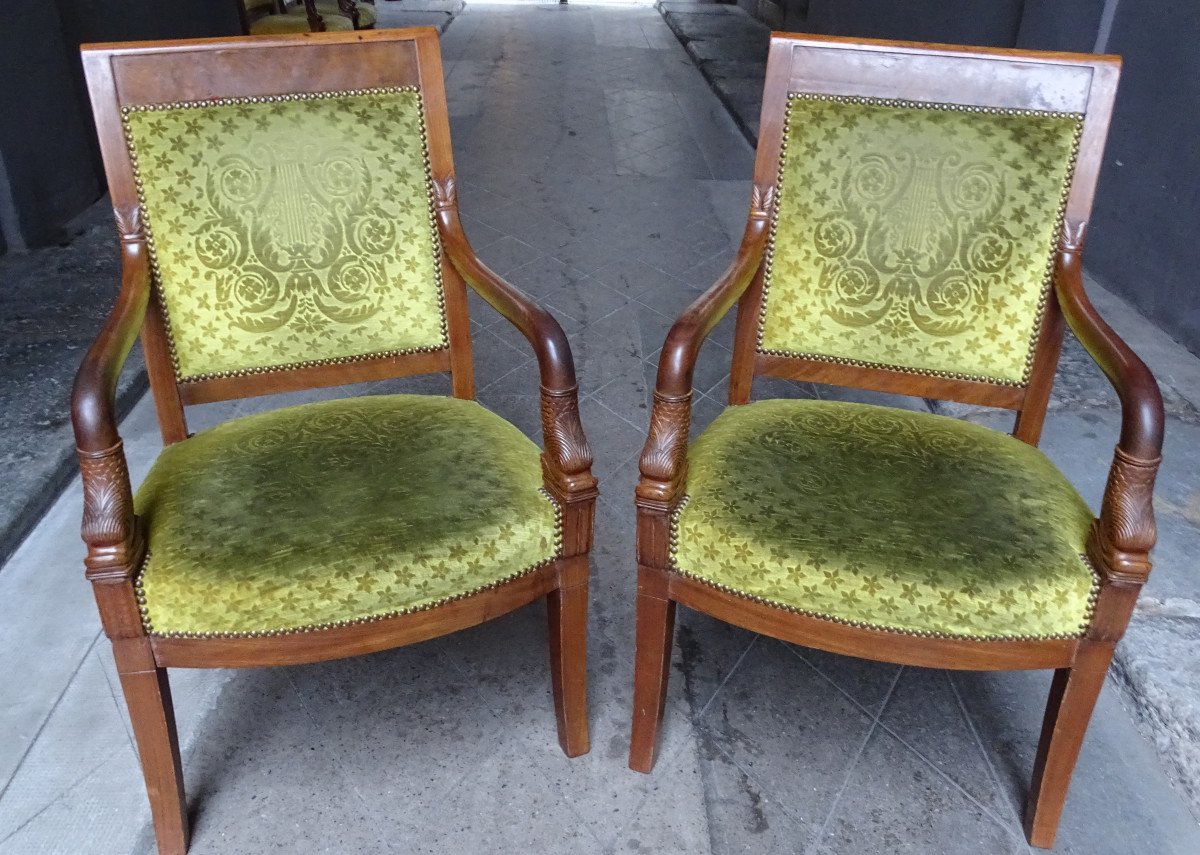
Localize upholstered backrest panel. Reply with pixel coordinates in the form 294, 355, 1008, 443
758, 94, 1083, 386
122, 87, 447, 382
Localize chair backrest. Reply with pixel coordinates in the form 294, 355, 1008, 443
82, 29, 472, 442
730, 34, 1120, 442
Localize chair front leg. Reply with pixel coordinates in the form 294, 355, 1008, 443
1023, 641, 1115, 848
629, 564, 676, 773
548, 556, 590, 757
115, 640, 188, 855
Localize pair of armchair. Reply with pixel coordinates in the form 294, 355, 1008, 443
75, 28, 1161, 855
239, 0, 376, 34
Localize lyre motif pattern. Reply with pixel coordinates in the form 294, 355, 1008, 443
122, 88, 449, 382
758, 94, 1083, 385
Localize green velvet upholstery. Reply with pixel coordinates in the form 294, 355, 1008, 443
672, 399, 1097, 639
249, 12, 354, 34
135, 395, 560, 637
759, 94, 1083, 386
122, 88, 445, 382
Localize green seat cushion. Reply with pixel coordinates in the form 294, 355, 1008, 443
135, 395, 560, 637
672, 399, 1097, 640
248, 11, 354, 33
314, 1, 376, 26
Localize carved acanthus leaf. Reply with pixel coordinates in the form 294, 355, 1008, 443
749, 184, 776, 220
541, 387, 593, 476
79, 443, 134, 552
432, 176, 458, 211
639, 393, 691, 484
1060, 220, 1087, 252
1099, 446, 1159, 558
113, 205, 144, 244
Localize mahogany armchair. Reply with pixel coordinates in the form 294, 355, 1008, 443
76, 29, 596, 855
628, 34, 1163, 849
239, 0, 352, 34
239, 0, 373, 34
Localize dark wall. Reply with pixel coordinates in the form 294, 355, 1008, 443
55, 0, 241, 46
806, 0, 1025, 48
0, 0, 241, 249
0, 1, 101, 246
1084, 0, 1200, 355
1015, 0, 1106, 52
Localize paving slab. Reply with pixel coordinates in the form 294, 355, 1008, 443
657, 1, 770, 143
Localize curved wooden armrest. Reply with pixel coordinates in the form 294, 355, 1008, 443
1054, 238, 1164, 582
434, 180, 595, 499
71, 211, 152, 576
636, 184, 774, 507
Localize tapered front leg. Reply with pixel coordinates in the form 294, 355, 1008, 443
1024, 642, 1114, 848
629, 565, 676, 773
117, 649, 188, 855
548, 567, 590, 757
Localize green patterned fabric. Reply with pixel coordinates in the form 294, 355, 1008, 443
759, 94, 1083, 385
673, 400, 1097, 639
249, 12, 354, 34
135, 395, 560, 637
122, 89, 446, 382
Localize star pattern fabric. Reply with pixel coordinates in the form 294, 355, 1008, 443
758, 94, 1082, 385
673, 399, 1098, 639
135, 395, 560, 637
123, 88, 447, 381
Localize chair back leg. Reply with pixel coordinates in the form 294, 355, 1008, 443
115, 641, 188, 855
628, 565, 676, 773
1023, 641, 1115, 848
547, 563, 590, 757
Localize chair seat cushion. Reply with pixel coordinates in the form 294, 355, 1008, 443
314, 1, 376, 26
672, 399, 1098, 640
135, 395, 560, 637
248, 10, 354, 34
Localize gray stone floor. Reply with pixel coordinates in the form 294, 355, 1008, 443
374, 0, 466, 33
657, 0, 770, 143
1, 4, 1199, 854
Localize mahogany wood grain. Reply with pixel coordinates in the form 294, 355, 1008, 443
754, 354, 1028, 410
113, 639, 188, 855
548, 570, 591, 757
628, 565, 676, 773
152, 561, 563, 669
176, 350, 452, 406
74, 30, 596, 854
1024, 641, 1115, 848
629, 33, 1162, 851
669, 570, 1078, 671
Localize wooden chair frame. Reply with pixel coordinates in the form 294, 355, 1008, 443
628, 33, 1163, 850
75, 29, 597, 855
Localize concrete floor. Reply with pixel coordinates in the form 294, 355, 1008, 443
1, 4, 1199, 854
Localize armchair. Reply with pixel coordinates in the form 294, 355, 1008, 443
77, 29, 596, 855
238, 0, 354, 34
628, 34, 1162, 850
